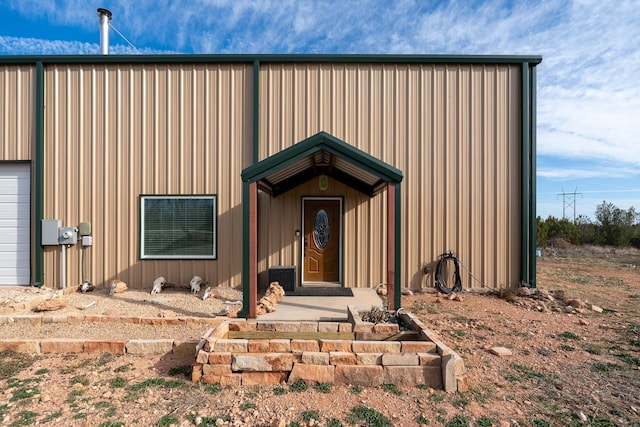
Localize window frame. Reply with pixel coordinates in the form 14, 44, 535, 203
139, 194, 217, 260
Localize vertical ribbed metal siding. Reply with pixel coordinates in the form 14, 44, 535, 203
0, 65, 35, 161
259, 63, 521, 289
43, 63, 252, 289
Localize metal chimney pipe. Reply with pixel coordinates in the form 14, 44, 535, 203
97, 8, 113, 55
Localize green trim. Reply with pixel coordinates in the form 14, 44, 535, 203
529, 65, 537, 288
0, 160, 30, 164
298, 197, 304, 288
394, 183, 402, 309
0, 54, 542, 66
341, 197, 345, 287
34, 62, 45, 287
252, 60, 260, 165
242, 132, 403, 184
237, 180, 251, 318
519, 62, 539, 288
520, 62, 530, 287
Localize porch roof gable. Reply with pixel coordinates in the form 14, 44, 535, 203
241, 132, 403, 197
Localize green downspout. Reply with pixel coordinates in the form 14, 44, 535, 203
520, 63, 531, 287
529, 65, 537, 288
34, 62, 45, 287
238, 180, 251, 318
394, 183, 402, 309
239, 60, 260, 318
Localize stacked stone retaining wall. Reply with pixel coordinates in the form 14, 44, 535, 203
0, 313, 217, 356
192, 306, 466, 392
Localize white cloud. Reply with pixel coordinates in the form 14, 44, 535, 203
0, 35, 163, 55
538, 165, 640, 180
0, 35, 97, 55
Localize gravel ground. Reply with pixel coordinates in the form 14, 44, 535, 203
0, 321, 211, 341
0, 285, 243, 341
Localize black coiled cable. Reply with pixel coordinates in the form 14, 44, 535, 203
435, 251, 463, 294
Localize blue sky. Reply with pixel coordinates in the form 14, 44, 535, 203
0, 0, 638, 222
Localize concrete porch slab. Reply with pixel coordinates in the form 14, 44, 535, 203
257, 288, 383, 321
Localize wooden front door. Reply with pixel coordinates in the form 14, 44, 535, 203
303, 199, 341, 283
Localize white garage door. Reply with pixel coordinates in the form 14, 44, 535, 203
0, 164, 30, 286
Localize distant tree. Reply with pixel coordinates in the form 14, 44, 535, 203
594, 201, 639, 246
537, 215, 582, 246
631, 225, 640, 249
575, 214, 596, 244
536, 216, 548, 247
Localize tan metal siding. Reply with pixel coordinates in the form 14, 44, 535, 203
43, 63, 252, 289
259, 63, 521, 290
0, 65, 35, 160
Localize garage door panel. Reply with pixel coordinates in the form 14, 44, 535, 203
0, 268, 30, 285
0, 227, 29, 240
0, 218, 30, 227
0, 164, 30, 286
0, 253, 27, 267
1, 190, 30, 202
0, 242, 29, 252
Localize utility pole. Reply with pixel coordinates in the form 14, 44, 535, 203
557, 187, 583, 222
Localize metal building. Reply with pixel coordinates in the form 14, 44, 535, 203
0, 54, 540, 316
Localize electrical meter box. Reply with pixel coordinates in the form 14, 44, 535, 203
58, 227, 78, 245
78, 222, 92, 236
42, 219, 61, 245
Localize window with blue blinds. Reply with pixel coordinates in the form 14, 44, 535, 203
140, 195, 216, 259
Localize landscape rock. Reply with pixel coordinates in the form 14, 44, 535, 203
335, 365, 384, 386
564, 297, 586, 309
109, 279, 128, 296
33, 299, 68, 312
287, 364, 335, 384
257, 282, 285, 314
535, 288, 553, 301
231, 353, 294, 372
385, 366, 443, 389
489, 347, 513, 357
517, 287, 533, 297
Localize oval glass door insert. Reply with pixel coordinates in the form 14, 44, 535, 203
313, 209, 330, 249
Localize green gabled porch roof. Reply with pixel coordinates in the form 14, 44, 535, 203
241, 132, 403, 197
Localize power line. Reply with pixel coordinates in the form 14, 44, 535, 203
557, 187, 583, 222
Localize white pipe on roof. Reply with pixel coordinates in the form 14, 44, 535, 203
97, 8, 112, 55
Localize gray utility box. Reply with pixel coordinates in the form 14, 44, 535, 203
41, 219, 61, 245
59, 227, 78, 245
268, 266, 296, 292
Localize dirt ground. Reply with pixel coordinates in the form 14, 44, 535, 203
1, 245, 639, 426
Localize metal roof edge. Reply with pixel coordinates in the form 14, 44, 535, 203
0, 53, 542, 66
